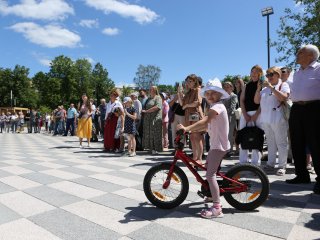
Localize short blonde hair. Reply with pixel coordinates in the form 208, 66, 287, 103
110, 88, 121, 98
266, 66, 282, 77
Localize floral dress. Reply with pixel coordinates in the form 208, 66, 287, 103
142, 95, 163, 152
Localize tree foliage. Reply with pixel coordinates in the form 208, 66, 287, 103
133, 64, 161, 90
274, 0, 320, 67
157, 84, 175, 94
222, 75, 250, 86
92, 63, 114, 102
0, 55, 115, 111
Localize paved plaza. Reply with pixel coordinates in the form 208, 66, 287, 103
0, 133, 319, 240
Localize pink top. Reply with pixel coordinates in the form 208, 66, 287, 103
162, 101, 169, 123
207, 102, 230, 151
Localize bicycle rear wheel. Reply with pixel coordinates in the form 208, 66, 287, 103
223, 164, 269, 211
143, 163, 189, 209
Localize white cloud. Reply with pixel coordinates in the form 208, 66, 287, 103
0, 0, 74, 20
102, 27, 119, 36
85, 57, 95, 64
39, 58, 51, 66
84, 0, 159, 24
79, 19, 99, 28
9, 22, 81, 48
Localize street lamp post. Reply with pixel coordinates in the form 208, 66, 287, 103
261, 7, 274, 69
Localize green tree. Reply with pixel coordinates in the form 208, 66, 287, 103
274, 0, 320, 67
49, 55, 76, 105
120, 85, 133, 101
0, 68, 13, 106
0, 65, 39, 108
33, 70, 62, 109
157, 84, 175, 94
10, 65, 37, 108
133, 64, 161, 90
92, 62, 115, 102
73, 59, 92, 101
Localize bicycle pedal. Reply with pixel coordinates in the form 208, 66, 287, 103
197, 190, 205, 198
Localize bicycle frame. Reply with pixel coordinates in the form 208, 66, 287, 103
162, 149, 248, 194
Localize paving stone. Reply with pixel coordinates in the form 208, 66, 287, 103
29, 208, 120, 240
24, 186, 82, 207
0, 203, 21, 225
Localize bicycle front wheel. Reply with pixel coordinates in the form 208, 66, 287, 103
143, 163, 189, 209
223, 164, 269, 211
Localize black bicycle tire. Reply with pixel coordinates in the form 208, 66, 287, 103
143, 163, 189, 209
223, 164, 269, 211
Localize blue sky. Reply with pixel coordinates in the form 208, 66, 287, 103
0, 0, 299, 87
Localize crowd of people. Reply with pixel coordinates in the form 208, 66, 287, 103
0, 44, 319, 218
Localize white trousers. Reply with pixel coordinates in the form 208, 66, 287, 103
171, 114, 185, 143
263, 121, 288, 168
239, 111, 262, 165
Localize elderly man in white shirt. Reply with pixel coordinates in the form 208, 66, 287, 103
286, 44, 320, 195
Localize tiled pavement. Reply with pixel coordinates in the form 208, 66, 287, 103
0, 133, 319, 240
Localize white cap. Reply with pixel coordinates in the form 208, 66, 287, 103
123, 97, 132, 103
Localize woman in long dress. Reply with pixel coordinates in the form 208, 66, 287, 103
142, 86, 163, 154
77, 94, 92, 148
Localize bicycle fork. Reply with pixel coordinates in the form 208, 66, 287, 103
162, 158, 179, 189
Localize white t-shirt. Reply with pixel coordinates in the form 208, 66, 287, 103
105, 100, 123, 119
260, 81, 290, 124
207, 102, 230, 151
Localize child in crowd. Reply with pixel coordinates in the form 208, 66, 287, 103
123, 97, 137, 157
178, 79, 230, 218
113, 107, 124, 153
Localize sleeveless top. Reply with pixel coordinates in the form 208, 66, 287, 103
244, 81, 260, 112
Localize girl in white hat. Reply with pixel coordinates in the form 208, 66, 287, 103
178, 78, 230, 218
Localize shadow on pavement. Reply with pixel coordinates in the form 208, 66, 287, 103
119, 201, 256, 224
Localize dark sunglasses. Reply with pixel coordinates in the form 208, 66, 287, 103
266, 73, 275, 78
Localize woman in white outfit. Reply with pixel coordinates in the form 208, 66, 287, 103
239, 65, 263, 165
254, 66, 290, 176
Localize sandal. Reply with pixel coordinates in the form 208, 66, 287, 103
200, 205, 223, 219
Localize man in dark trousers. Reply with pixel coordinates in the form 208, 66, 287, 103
286, 44, 320, 195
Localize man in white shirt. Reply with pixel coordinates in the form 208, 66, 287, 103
286, 44, 320, 195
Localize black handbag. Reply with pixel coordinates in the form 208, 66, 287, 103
235, 123, 264, 151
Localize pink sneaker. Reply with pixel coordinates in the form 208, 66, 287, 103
200, 204, 223, 219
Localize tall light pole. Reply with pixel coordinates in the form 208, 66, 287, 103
261, 7, 274, 69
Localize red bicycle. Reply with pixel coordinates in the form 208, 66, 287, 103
143, 130, 269, 210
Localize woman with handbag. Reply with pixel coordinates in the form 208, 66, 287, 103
179, 74, 204, 165
141, 86, 163, 154
254, 66, 290, 176
239, 65, 263, 165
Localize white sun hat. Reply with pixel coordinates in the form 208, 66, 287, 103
203, 78, 230, 99
123, 97, 132, 103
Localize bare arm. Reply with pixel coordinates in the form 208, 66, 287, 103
124, 109, 137, 120
178, 109, 217, 133
240, 85, 250, 122
169, 95, 178, 108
